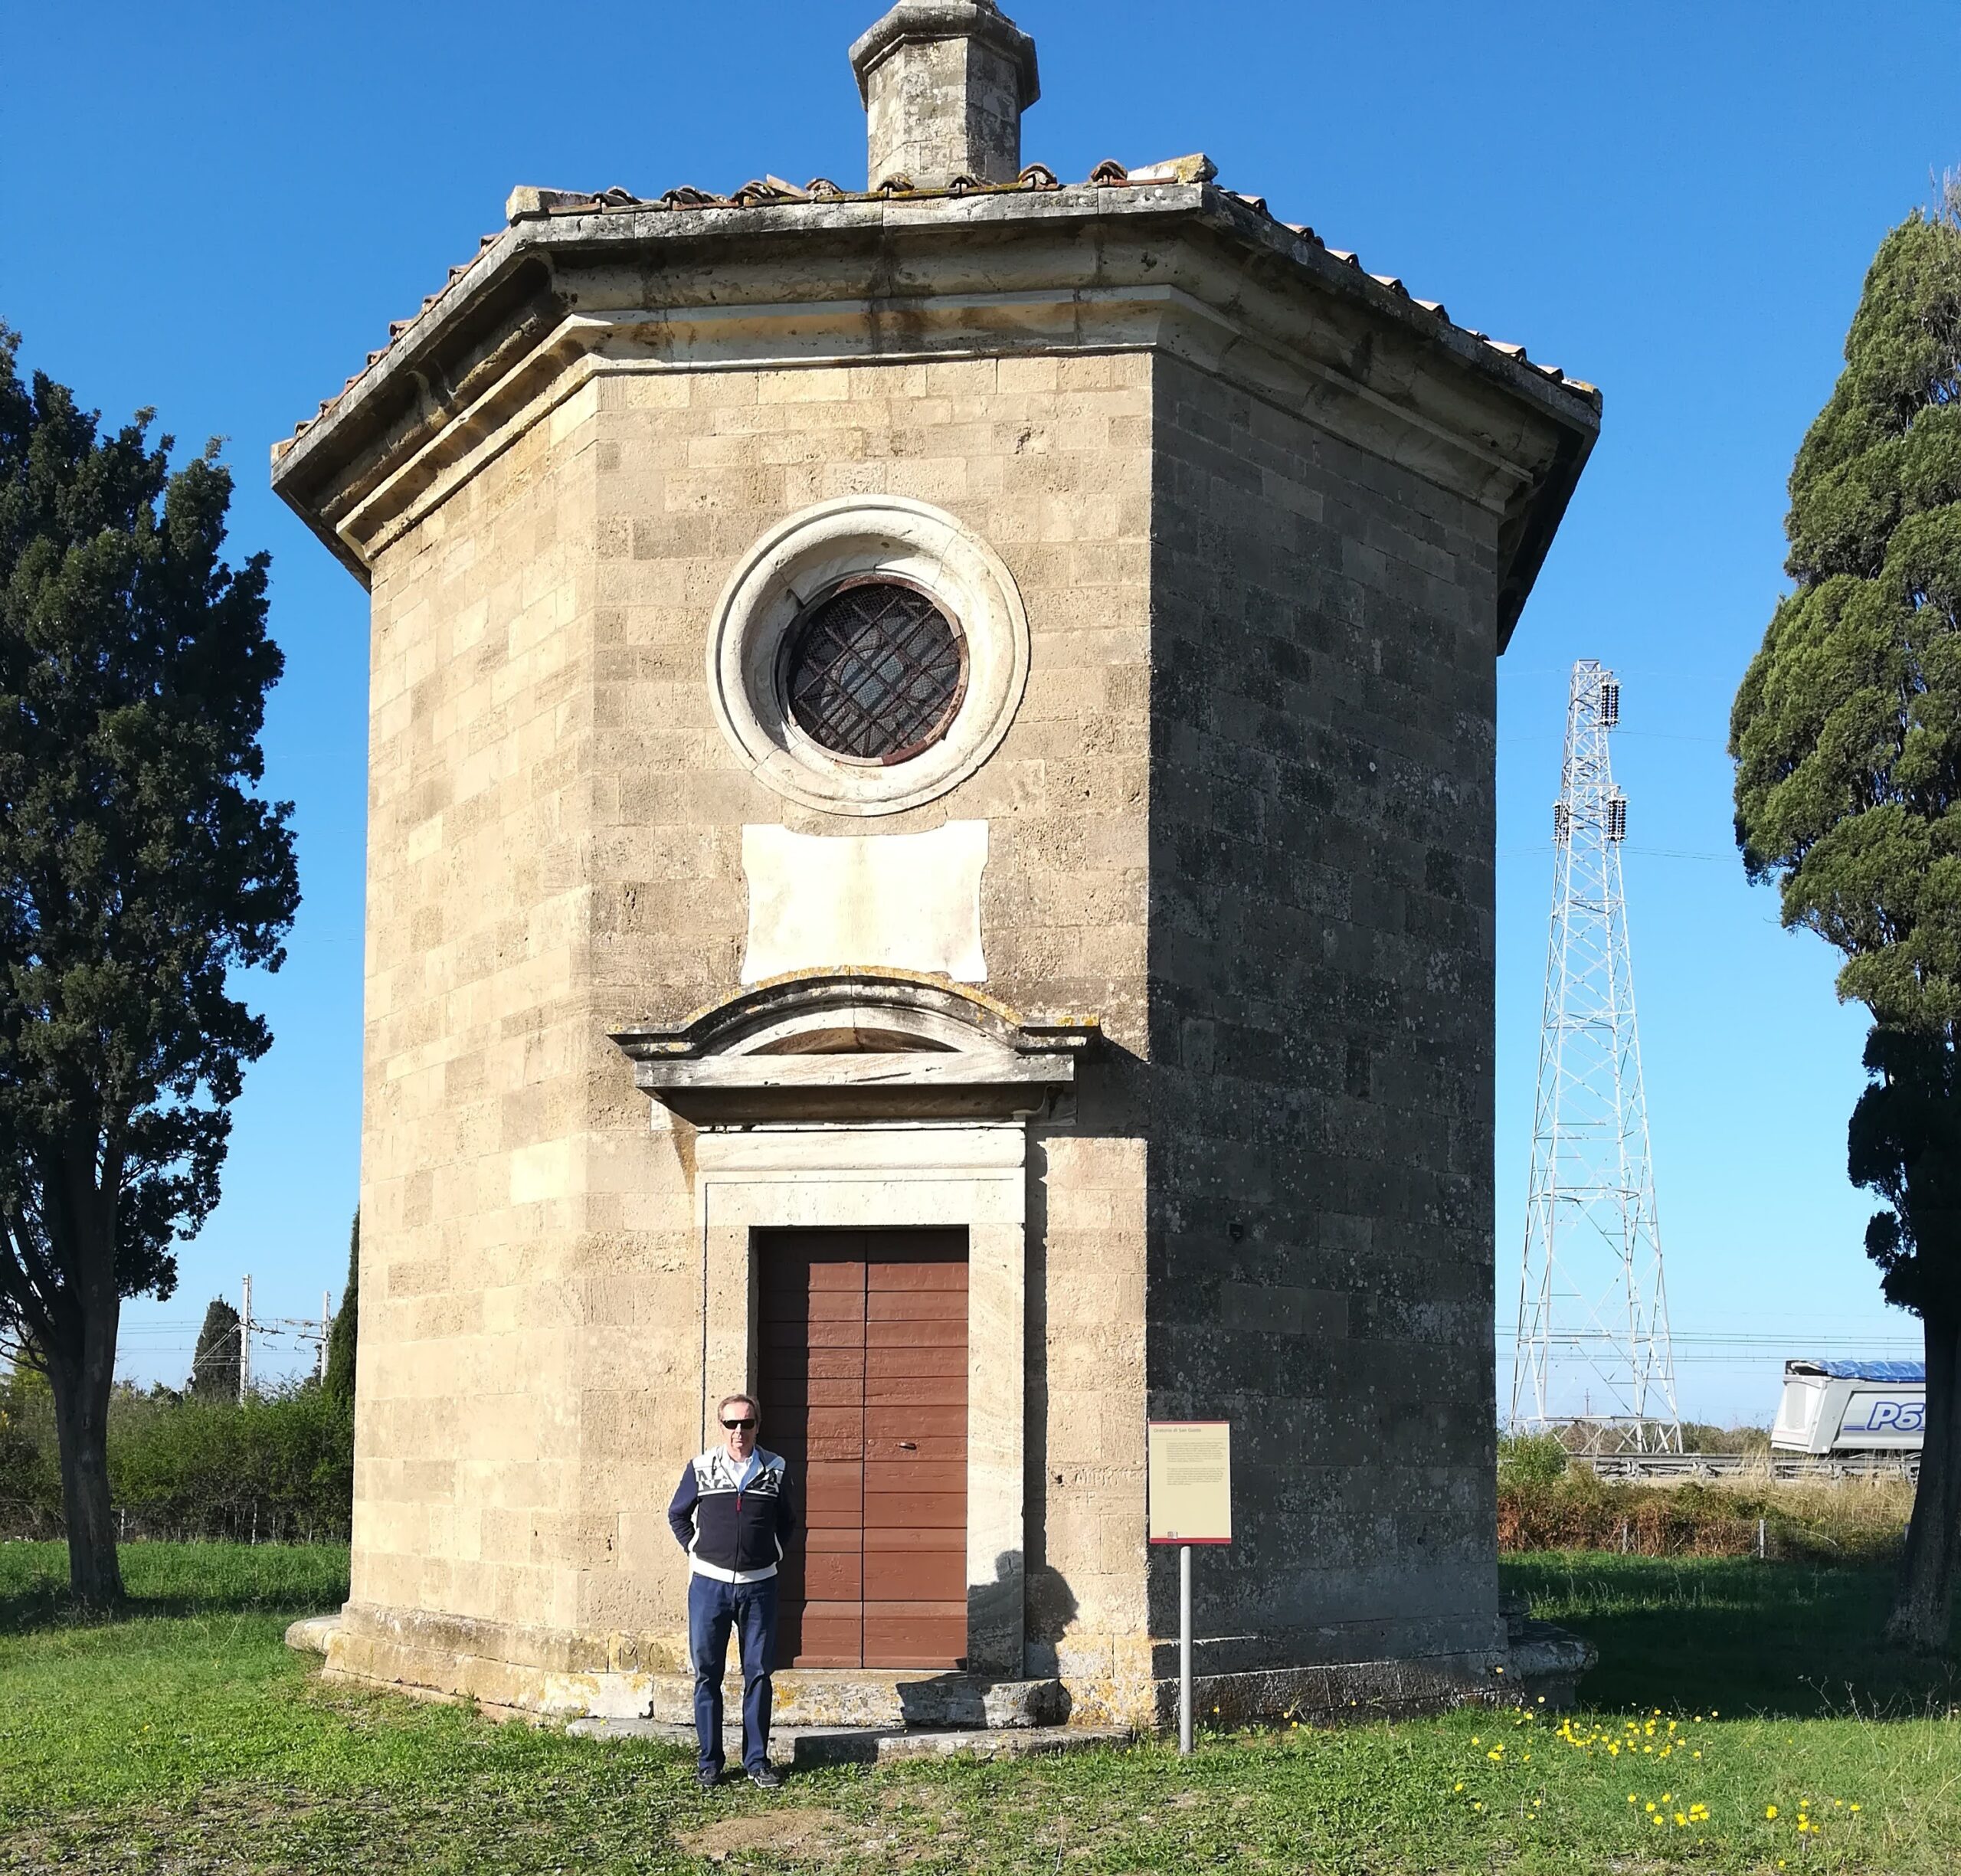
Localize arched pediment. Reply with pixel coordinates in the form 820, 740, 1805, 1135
610, 969, 1097, 1125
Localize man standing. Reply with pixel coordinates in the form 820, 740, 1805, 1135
667, 1392, 797, 1789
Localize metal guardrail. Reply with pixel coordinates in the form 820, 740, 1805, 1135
1578, 1452, 1919, 1484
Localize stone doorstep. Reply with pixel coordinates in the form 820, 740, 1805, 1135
566, 1717, 1131, 1769
285, 1616, 336, 1654
1504, 1619, 1598, 1709
647, 1669, 1067, 1730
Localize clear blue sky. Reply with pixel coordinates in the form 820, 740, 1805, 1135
4, 1, 1953, 1418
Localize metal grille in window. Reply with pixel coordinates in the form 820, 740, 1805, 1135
784, 581, 967, 762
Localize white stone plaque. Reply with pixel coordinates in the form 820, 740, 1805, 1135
740, 820, 988, 984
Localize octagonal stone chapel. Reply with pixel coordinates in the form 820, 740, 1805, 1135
273, 2, 1598, 1729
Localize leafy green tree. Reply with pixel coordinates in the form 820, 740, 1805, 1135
323, 1211, 358, 1406
1730, 187, 1961, 1649
0, 329, 299, 1604
188, 1297, 241, 1403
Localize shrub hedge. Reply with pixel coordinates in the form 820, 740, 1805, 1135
0, 1367, 352, 1544
2, 1363, 1910, 1564
1498, 1470, 1913, 1564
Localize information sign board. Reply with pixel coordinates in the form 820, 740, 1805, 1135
1147, 1420, 1233, 1544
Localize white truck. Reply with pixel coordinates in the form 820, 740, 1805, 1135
1771, 1359, 1926, 1455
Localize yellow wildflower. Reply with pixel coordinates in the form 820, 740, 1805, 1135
1766, 1806, 1777, 1819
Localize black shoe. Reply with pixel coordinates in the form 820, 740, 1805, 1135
696, 1765, 722, 1789
747, 1763, 784, 1790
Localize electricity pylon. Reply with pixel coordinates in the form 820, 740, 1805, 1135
1510, 660, 1681, 1455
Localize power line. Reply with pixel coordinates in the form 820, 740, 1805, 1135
110, 1278, 334, 1391
1498, 1331, 1918, 1350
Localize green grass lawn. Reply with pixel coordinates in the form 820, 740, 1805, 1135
1, 1543, 1957, 1874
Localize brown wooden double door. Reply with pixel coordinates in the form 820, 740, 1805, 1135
757, 1229, 968, 1669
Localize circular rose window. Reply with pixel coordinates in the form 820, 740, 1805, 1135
707, 496, 1030, 817
783, 580, 967, 764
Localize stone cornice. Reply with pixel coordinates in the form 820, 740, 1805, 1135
271, 183, 1599, 646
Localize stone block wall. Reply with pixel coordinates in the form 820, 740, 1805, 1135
582, 352, 1156, 1665
352, 331, 1517, 1709
356, 385, 607, 1640
355, 349, 1161, 1680
1142, 349, 1505, 1678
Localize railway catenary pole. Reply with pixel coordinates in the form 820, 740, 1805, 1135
239, 1273, 253, 1404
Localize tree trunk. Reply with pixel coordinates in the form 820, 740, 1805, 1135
47, 1295, 124, 1607
1886, 1305, 1960, 1652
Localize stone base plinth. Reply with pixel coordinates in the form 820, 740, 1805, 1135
296, 1603, 1070, 1728
287, 1603, 1596, 1730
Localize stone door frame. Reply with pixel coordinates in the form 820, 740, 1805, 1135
694, 1121, 1026, 1678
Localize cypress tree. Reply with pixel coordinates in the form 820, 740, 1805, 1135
0, 331, 300, 1603
1730, 183, 1961, 1650
323, 1210, 358, 1406
188, 1297, 241, 1402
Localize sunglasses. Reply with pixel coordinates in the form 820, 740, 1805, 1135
722, 1417, 758, 1431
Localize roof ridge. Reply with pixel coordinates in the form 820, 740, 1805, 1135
276, 162, 1598, 450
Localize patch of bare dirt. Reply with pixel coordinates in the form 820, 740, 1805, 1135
676, 1806, 855, 1865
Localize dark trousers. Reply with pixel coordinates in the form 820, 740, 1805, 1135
688, 1572, 779, 1774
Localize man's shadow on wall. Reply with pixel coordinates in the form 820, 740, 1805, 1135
892, 1549, 1078, 1730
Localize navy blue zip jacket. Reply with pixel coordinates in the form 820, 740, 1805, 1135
668, 1446, 797, 1580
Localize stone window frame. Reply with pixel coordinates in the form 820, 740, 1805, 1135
707, 495, 1031, 817
693, 1121, 1028, 1678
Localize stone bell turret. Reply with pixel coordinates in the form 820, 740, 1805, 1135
849, 0, 1040, 191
